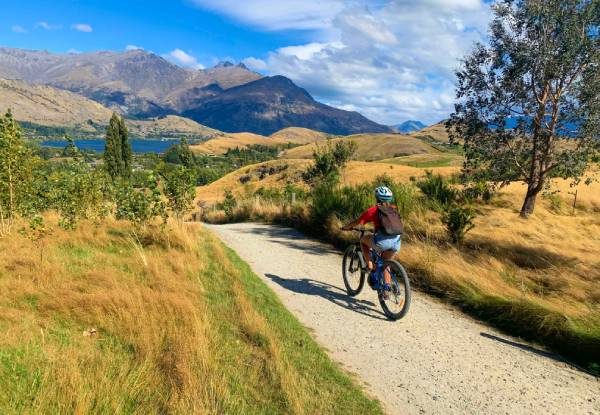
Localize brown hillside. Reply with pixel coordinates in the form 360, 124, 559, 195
280, 133, 440, 161
196, 159, 457, 203
0, 78, 112, 131
269, 127, 329, 144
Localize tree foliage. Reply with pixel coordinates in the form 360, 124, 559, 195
303, 140, 358, 183
0, 110, 35, 234
448, 0, 600, 217
104, 113, 132, 180
161, 166, 197, 220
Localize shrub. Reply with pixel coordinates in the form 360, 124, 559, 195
162, 166, 197, 220
115, 174, 167, 227
303, 140, 357, 183
417, 171, 457, 209
463, 181, 494, 204
221, 190, 236, 218
442, 205, 476, 245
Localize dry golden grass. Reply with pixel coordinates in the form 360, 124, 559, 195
196, 159, 458, 204
269, 127, 329, 144
411, 121, 451, 143
378, 152, 464, 168
280, 133, 439, 161
190, 132, 275, 154
0, 217, 382, 413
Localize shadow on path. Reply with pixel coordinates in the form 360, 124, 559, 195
265, 273, 388, 321
480, 332, 568, 364
237, 225, 340, 257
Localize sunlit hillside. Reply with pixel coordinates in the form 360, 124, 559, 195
280, 133, 439, 161
196, 158, 457, 203
190, 127, 329, 155
269, 127, 329, 144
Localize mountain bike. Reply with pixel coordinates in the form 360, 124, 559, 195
342, 228, 411, 320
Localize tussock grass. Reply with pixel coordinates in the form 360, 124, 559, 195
0, 218, 382, 413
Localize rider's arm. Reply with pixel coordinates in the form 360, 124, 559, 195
342, 207, 375, 231
341, 218, 361, 231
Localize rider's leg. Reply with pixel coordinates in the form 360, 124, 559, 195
360, 235, 375, 271
381, 250, 395, 285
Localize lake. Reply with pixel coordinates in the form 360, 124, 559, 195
41, 139, 180, 154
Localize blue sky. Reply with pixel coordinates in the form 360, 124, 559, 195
1, 0, 493, 124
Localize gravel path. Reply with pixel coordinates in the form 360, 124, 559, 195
205, 223, 599, 415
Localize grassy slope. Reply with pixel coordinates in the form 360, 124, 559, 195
195, 159, 457, 203
281, 133, 439, 161
191, 127, 328, 155
0, 219, 381, 414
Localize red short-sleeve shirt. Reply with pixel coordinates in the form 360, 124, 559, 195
358, 206, 381, 230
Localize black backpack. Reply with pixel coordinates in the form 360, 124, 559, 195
377, 204, 404, 236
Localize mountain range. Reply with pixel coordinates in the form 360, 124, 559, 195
0, 47, 391, 135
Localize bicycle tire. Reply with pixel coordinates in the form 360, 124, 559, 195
342, 244, 365, 296
378, 260, 411, 320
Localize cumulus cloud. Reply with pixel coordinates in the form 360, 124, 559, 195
11, 25, 27, 34
67, 48, 81, 54
164, 48, 205, 70
36, 21, 62, 30
233, 1, 492, 124
126, 44, 144, 51
72, 23, 93, 32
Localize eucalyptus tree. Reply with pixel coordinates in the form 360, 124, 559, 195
449, 0, 600, 217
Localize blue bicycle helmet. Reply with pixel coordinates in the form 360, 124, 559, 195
375, 186, 393, 202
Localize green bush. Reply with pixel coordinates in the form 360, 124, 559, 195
115, 174, 166, 227
417, 171, 457, 210
463, 181, 494, 203
303, 140, 357, 183
442, 205, 476, 244
162, 166, 197, 220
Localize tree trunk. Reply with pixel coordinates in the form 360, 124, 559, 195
520, 179, 544, 218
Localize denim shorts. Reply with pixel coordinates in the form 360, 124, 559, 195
373, 233, 401, 253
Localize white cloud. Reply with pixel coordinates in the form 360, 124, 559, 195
190, 0, 345, 30
67, 48, 81, 54
164, 48, 205, 70
72, 23, 93, 33
242, 57, 268, 71
36, 21, 62, 30
236, 0, 492, 124
11, 25, 27, 34
126, 44, 144, 51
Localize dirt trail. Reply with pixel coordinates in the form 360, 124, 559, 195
205, 223, 599, 415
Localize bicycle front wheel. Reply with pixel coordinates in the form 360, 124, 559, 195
342, 244, 365, 296
378, 260, 411, 320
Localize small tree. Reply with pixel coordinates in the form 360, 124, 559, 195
104, 113, 132, 180
0, 110, 34, 235
449, 0, 600, 218
303, 140, 357, 183
162, 166, 197, 221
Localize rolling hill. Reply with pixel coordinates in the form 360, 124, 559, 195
280, 133, 439, 161
190, 127, 328, 154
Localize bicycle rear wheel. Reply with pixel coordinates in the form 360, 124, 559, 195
342, 245, 365, 296
378, 260, 411, 320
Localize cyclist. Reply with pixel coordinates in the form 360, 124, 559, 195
342, 186, 403, 290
